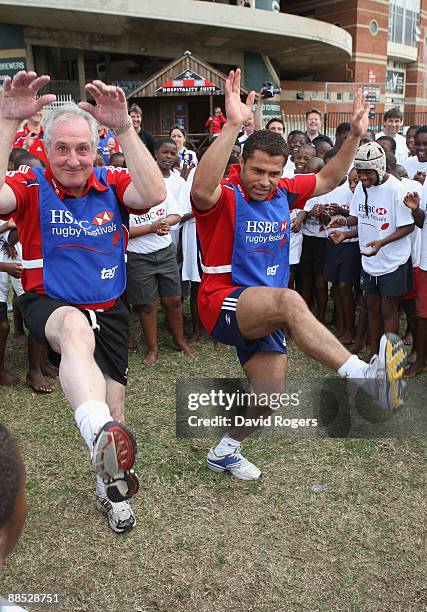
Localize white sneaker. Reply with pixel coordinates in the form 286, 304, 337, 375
206, 447, 261, 480
364, 333, 407, 411
96, 496, 136, 533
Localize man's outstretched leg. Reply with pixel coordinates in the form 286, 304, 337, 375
44, 303, 138, 533
236, 287, 406, 409
206, 286, 406, 480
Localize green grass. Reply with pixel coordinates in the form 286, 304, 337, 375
0, 309, 425, 612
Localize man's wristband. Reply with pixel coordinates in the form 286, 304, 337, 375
113, 116, 133, 136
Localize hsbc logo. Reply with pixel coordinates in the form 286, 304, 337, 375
50, 209, 118, 238
266, 265, 279, 276
358, 204, 376, 214
280, 221, 288, 231
247, 221, 279, 233
376, 207, 387, 215
50, 210, 91, 229
93, 211, 114, 226
135, 208, 166, 224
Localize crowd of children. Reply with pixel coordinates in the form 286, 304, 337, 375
1, 105, 426, 392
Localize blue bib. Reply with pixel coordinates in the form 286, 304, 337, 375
231, 184, 291, 288
33, 167, 127, 304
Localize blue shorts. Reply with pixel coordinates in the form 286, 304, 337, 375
360, 258, 413, 297
211, 287, 287, 366
324, 241, 361, 285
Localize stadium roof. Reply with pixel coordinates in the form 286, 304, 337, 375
0, 0, 352, 78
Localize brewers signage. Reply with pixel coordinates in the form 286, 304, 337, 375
156, 70, 221, 94
0, 57, 26, 84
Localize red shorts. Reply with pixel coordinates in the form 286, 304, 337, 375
417, 269, 427, 318
401, 266, 419, 301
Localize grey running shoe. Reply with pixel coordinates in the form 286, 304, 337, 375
96, 496, 136, 533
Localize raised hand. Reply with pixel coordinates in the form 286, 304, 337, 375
349, 89, 369, 138
0, 71, 56, 121
404, 191, 420, 211
78, 81, 128, 131
224, 69, 255, 128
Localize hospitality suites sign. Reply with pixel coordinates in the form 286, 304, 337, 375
156, 70, 221, 94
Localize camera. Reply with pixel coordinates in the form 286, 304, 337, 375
260, 81, 281, 99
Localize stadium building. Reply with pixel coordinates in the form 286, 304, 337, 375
0, 0, 425, 138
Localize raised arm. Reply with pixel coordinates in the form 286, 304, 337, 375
79, 81, 166, 209
254, 90, 265, 131
313, 89, 368, 197
191, 69, 255, 211
0, 71, 56, 214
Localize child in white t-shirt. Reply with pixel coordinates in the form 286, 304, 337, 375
126, 143, 193, 366
403, 181, 427, 377
330, 142, 414, 356
180, 166, 203, 344
320, 156, 361, 344
295, 156, 328, 323
402, 127, 427, 183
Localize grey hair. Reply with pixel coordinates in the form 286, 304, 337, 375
44, 103, 98, 152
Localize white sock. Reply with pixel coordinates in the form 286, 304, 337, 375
96, 474, 106, 499
214, 435, 241, 456
338, 355, 369, 384
74, 401, 112, 451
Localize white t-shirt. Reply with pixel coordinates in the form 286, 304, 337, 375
419, 178, 427, 271
402, 156, 427, 180
289, 208, 303, 265
316, 181, 358, 243
164, 171, 187, 248
0, 230, 10, 302
377, 131, 408, 164
127, 190, 182, 255
282, 158, 295, 178
181, 168, 201, 281
302, 195, 327, 238
402, 178, 422, 268
350, 174, 413, 276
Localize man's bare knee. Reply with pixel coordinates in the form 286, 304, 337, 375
47, 309, 93, 355
275, 288, 306, 318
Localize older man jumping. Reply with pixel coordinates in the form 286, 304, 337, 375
0, 71, 166, 532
